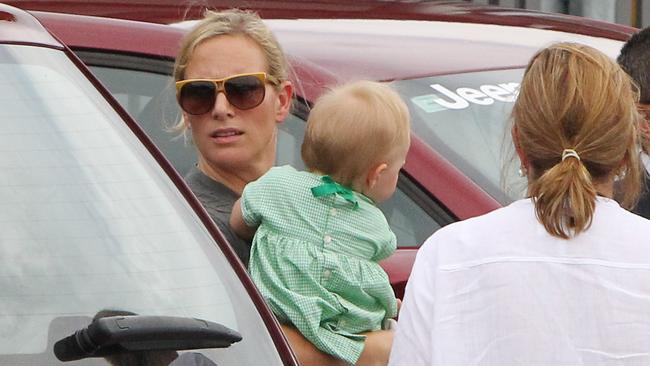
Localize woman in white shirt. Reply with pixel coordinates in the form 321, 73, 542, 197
389, 42, 650, 366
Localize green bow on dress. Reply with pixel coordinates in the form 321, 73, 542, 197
311, 175, 359, 209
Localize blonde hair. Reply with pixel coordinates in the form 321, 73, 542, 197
172, 9, 289, 133
301, 81, 410, 187
513, 42, 643, 239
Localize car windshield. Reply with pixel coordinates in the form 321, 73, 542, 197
392, 69, 528, 204
0, 44, 283, 365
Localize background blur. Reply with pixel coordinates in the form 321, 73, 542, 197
468, 0, 648, 28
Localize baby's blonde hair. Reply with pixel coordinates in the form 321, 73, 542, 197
301, 81, 410, 187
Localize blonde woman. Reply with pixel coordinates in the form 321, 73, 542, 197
390, 43, 650, 365
231, 81, 410, 365
174, 10, 394, 365
174, 9, 293, 266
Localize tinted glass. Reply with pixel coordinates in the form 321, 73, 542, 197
392, 69, 528, 204
0, 45, 282, 365
88, 66, 194, 176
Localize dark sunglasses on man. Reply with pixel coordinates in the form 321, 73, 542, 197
175, 72, 280, 115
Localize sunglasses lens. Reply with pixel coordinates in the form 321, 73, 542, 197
179, 81, 215, 115
224, 75, 266, 110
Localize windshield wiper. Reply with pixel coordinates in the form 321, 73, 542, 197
53, 315, 242, 362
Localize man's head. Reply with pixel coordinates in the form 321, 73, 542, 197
618, 27, 650, 152
618, 27, 650, 104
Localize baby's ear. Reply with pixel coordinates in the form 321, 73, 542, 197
366, 162, 388, 189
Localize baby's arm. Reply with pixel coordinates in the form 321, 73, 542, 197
229, 198, 258, 241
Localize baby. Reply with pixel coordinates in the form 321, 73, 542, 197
230, 80, 410, 364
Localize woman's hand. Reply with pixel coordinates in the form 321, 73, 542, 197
281, 324, 348, 366
356, 329, 394, 366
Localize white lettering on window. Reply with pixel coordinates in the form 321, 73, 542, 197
457, 87, 494, 105
430, 84, 469, 110
417, 82, 521, 113
480, 85, 515, 102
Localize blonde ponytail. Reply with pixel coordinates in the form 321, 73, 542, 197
513, 43, 643, 239
529, 155, 596, 239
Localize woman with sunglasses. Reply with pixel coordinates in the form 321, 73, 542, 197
173, 9, 292, 267
389, 43, 650, 366
173, 9, 393, 366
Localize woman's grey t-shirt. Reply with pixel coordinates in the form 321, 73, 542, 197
184, 166, 252, 265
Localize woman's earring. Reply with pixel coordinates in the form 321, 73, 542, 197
614, 168, 627, 182
518, 165, 528, 177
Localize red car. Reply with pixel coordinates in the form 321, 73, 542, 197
12, 1, 635, 301
0, 4, 297, 366
2, 1, 637, 364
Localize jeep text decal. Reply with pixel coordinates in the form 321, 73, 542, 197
411, 82, 520, 113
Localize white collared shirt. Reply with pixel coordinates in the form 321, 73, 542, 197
390, 198, 650, 366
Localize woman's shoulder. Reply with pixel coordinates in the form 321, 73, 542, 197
426, 196, 650, 243
594, 196, 650, 232
437, 199, 531, 235
419, 196, 650, 257
417, 199, 533, 255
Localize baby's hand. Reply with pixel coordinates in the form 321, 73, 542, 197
229, 199, 257, 240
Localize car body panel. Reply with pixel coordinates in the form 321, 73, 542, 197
8, 0, 636, 41
33, 11, 626, 90
31, 10, 183, 58
0, 3, 61, 47
262, 18, 625, 86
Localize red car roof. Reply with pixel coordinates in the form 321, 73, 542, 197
264, 18, 627, 84
32, 10, 183, 58
8, 0, 637, 41
32, 11, 631, 94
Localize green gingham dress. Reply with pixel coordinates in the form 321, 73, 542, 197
241, 165, 398, 364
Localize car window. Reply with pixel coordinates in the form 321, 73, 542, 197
91, 65, 171, 118
87, 62, 447, 248
0, 44, 283, 365
392, 69, 529, 205
89, 66, 195, 177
